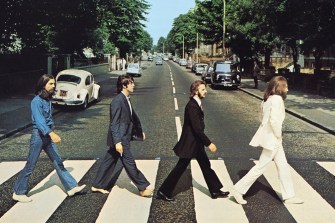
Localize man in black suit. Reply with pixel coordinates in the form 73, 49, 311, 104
91, 75, 153, 197
156, 80, 229, 201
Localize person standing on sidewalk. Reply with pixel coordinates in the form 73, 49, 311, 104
232, 76, 303, 205
91, 75, 153, 197
13, 74, 86, 203
156, 80, 229, 201
253, 61, 260, 88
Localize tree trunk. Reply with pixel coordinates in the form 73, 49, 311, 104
264, 48, 271, 68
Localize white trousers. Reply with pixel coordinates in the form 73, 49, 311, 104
234, 143, 295, 200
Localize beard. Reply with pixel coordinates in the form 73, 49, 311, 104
197, 92, 205, 99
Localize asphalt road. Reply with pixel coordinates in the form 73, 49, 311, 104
0, 60, 334, 223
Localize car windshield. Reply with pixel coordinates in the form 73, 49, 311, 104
57, 74, 81, 84
128, 64, 139, 68
215, 63, 232, 72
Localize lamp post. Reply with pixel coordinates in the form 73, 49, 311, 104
222, 0, 226, 58
196, 32, 199, 63
175, 34, 185, 59
182, 34, 185, 59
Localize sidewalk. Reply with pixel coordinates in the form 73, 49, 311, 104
0, 76, 334, 141
239, 78, 335, 135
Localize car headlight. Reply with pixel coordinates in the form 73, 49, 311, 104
216, 74, 220, 79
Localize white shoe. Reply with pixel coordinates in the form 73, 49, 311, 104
232, 189, 247, 205
67, 184, 86, 197
91, 186, 110, 194
284, 197, 304, 204
12, 193, 32, 203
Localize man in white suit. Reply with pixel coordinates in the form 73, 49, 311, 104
232, 76, 303, 205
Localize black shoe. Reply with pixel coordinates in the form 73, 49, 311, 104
210, 190, 230, 199
155, 190, 175, 201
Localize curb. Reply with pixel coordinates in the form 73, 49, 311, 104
238, 87, 335, 136
0, 110, 62, 141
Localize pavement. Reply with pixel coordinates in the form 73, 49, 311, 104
0, 74, 334, 141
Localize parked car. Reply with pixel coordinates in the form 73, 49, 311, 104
211, 60, 241, 89
179, 58, 187, 66
52, 69, 100, 109
127, 63, 142, 77
186, 60, 195, 69
155, 58, 163, 65
202, 66, 213, 84
195, 63, 208, 76
148, 55, 153, 61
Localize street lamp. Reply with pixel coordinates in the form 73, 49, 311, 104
176, 34, 185, 59
222, 0, 226, 58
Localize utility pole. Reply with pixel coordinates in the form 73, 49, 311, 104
196, 32, 199, 63
223, 0, 226, 58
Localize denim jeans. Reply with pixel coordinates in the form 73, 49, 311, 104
13, 129, 78, 195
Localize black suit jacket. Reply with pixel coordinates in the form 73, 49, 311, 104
107, 93, 143, 147
173, 98, 211, 158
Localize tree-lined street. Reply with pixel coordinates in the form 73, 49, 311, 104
0, 61, 334, 222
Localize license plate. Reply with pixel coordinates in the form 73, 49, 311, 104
60, 90, 67, 97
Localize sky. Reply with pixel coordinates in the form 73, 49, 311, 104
144, 0, 195, 45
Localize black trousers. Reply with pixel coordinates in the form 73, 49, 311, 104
92, 146, 150, 191
159, 148, 223, 197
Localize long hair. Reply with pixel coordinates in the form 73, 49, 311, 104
35, 74, 55, 96
189, 80, 206, 98
116, 75, 134, 93
263, 76, 288, 101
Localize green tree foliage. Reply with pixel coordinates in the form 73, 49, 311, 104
1, 0, 152, 58
166, 11, 198, 57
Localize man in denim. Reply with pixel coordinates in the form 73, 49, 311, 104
12, 74, 86, 203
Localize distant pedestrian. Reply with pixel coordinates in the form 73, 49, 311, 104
232, 76, 304, 205
91, 75, 153, 197
253, 61, 260, 88
156, 80, 229, 201
13, 74, 86, 203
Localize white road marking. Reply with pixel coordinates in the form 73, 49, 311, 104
174, 98, 178, 110
0, 161, 26, 185
255, 160, 335, 223
191, 160, 249, 223
175, 116, 182, 140
173, 87, 175, 94
0, 160, 95, 223
317, 161, 335, 176
95, 160, 159, 223
172, 81, 174, 86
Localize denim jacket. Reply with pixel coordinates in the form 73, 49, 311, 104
31, 95, 54, 136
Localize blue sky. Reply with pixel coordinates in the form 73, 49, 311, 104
144, 0, 195, 45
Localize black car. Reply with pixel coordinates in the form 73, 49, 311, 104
210, 60, 241, 89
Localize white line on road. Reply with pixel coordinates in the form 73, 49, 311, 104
191, 160, 249, 223
317, 161, 335, 176
175, 116, 182, 141
95, 160, 159, 223
173, 87, 175, 94
255, 160, 335, 223
0, 160, 95, 223
171, 81, 174, 86
0, 161, 26, 185
174, 98, 178, 110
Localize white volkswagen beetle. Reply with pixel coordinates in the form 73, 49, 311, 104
52, 69, 100, 109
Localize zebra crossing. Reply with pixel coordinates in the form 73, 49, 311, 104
0, 159, 334, 223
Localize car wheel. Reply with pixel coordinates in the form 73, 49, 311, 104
81, 96, 88, 109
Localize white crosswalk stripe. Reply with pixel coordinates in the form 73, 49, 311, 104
0, 159, 334, 222
255, 160, 335, 223
0, 161, 26, 185
0, 160, 95, 223
191, 160, 249, 222
96, 160, 159, 223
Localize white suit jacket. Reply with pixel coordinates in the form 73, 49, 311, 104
249, 95, 285, 150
